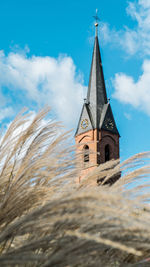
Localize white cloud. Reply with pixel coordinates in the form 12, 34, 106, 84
0, 107, 14, 122
139, 0, 150, 9
113, 59, 150, 115
100, 0, 150, 116
0, 50, 86, 128
101, 0, 150, 56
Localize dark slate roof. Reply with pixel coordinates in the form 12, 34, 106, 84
75, 35, 119, 137
100, 103, 120, 135
75, 103, 94, 136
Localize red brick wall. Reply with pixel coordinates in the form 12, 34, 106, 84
75, 129, 120, 181
99, 130, 119, 163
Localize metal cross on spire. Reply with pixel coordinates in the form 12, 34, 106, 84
93, 9, 100, 36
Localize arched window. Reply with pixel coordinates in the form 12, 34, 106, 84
105, 144, 110, 162
83, 145, 89, 163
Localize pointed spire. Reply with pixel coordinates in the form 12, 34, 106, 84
87, 23, 108, 128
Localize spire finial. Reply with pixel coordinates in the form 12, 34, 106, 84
93, 9, 100, 37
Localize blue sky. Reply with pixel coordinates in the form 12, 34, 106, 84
0, 0, 150, 161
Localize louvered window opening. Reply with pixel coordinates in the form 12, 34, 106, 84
84, 145, 89, 162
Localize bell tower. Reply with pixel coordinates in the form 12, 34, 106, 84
75, 14, 120, 181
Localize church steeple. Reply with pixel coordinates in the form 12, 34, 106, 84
75, 12, 120, 180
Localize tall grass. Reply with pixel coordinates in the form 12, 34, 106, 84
0, 109, 150, 266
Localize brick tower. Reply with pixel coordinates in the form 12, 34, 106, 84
75, 21, 120, 182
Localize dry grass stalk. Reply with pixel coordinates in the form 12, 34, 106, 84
0, 109, 150, 266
